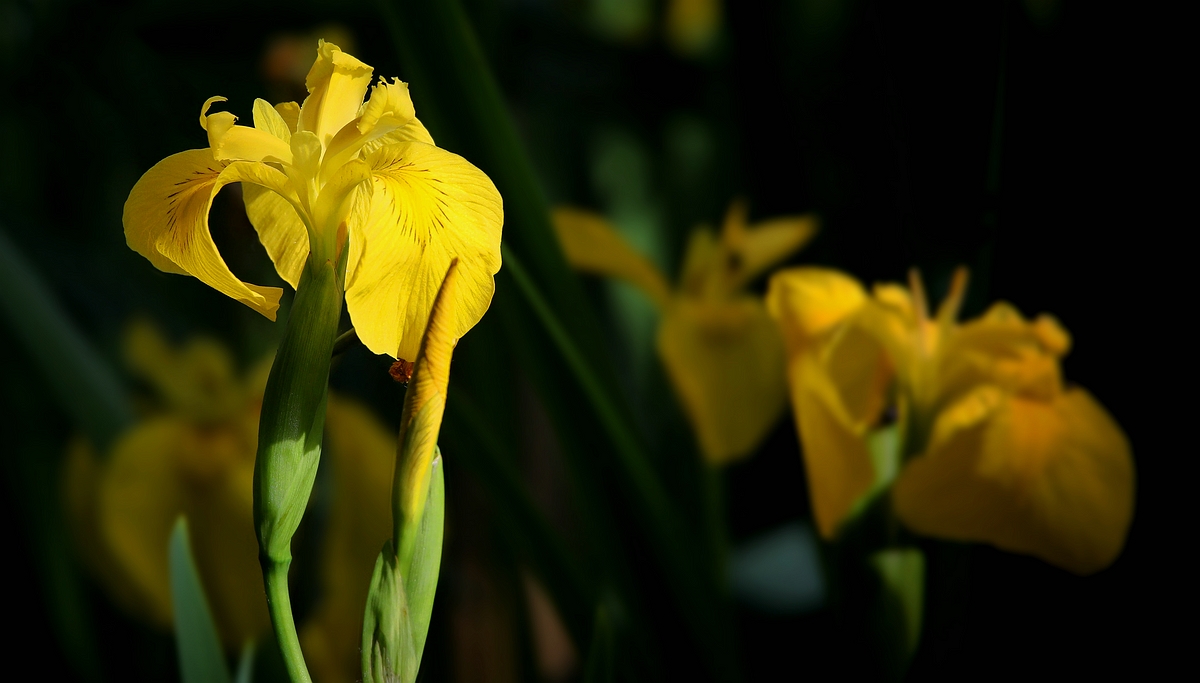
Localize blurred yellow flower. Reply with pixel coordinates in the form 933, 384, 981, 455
666, 0, 721, 57
554, 201, 817, 464
64, 321, 398, 663
123, 40, 503, 361
766, 267, 1134, 574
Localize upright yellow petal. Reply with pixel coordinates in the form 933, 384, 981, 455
551, 207, 671, 310
722, 206, 819, 291
123, 150, 286, 320
346, 141, 503, 360
201, 97, 293, 164
401, 260, 459, 433
788, 351, 877, 539
301, 396, 396, 683
765, 267, 867, 356
893, 386, 1135, 575
657, 296, 787, 464
298, 40, 374, 146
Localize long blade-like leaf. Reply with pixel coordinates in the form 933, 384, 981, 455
169, 517, 232, 683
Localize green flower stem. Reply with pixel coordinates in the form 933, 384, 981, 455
254, 247, 347, 683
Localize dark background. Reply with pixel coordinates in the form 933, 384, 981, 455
0, 0, 1173, 679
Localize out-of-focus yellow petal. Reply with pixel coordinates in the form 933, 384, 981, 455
821, 316, 893, 429
657, 296, 787, 464
788, 351, 876, 539
298, 40, 373, 146
97, 416, 267, 645
123, 320, 241, 421
666, 0, 721, 57
122, 150, 287, 320
893, 386, 1135, 575
301, 395, 397, 683
765, 267, 867, 356
97, 418, 191, 629
63, 437, 159, 624
677, 227, 720, 297
723, 211, 818, 291
551, 207, 671, 310
346, 141, 502, 360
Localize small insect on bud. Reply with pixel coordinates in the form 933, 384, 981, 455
389, 359, 414, 384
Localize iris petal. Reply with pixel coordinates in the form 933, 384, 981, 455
657, 296, 787, 464
346, 141, 502, 360
123, 150, 289, 320
551, 207, 671, 310
893, 387, 1134, 575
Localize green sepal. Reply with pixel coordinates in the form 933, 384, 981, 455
363, 454, 445, 683
253, 253, 345, 564
169, 516, 233, 683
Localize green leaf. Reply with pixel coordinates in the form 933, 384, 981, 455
0, 225, 133, 450
582, 604, 615, 683
869, 547, 926, 680
169, 517, 233, 683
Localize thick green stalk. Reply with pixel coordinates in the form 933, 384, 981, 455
253, 249, 346, 683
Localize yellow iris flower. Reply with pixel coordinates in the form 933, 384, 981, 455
65, 321, 397, 671
766, 267, 1135, 574
122, 40, 503, 361
553, 202, 817, 464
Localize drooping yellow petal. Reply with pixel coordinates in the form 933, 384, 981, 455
301, 395, 396, 683
893, 386, 1135, 575
123, 150, 287, 320
346, 141, 503, 360
657, 296, 787, 464
551, 207, 671, 310
298, 40, 374, 146
765, 267, 867, 356
788, 351, 877, 539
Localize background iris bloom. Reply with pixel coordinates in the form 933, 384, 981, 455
766, 267, 1134, 574
64, 321, 398, 677
122, 41, 502, 361
554, 201, 816, 464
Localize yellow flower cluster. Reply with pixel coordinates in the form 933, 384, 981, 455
65, 321, 395, 682
557, 207, 1134, 574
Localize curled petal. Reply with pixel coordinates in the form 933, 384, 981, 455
552, 207, 671, 310
893, 386, 1135, 575
123, 150, 287, 320
765, 267, 867, 356
657, 296, 787, 464
347, 141, 502, 360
